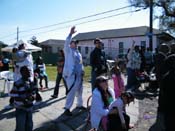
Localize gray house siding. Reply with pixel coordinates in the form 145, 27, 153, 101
40, 39, 65, 53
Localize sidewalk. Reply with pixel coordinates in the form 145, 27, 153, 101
0, 79, 158, 131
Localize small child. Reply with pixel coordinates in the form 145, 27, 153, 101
111, 62, 125, 98
34, 56, 48, 90
10, 66, 37, 131
108, 92, 135, 131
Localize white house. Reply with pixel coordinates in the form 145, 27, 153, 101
39, 39, 65, 53
73, 26, 175, 64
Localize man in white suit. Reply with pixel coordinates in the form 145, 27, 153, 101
63, 26, 85, 115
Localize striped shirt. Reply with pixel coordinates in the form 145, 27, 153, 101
10, 78, 36, 110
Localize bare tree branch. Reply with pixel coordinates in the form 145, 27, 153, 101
155, 1, 175, 17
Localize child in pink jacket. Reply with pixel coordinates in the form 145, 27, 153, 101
111, 63, 125, 98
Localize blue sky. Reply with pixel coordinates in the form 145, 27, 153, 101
0, 0, 159, 45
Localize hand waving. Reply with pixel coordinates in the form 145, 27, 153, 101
70, 26, 76, 35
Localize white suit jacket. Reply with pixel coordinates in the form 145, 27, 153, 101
90, 87, 115, 129
63, 34, 74, 78
63, 34, 84, 89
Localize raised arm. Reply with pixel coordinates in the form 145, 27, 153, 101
64, 26, 76, 53
127, 40, 135, 60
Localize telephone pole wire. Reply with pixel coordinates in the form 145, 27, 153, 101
17, 27, 19, 43
149, 0, 153, 51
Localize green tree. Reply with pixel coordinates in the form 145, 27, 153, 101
29, 36, 39, 46
0, 41, 7, 55
128, 0, 175, 35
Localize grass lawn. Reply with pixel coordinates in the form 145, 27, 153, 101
46, 65, 91, 82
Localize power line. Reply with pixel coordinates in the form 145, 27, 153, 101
116, 10, 134, 28
0, 33, 17, 39
76, 9, 143, 26
3, 7, 146, 43
0, 5, 133, 40
19, 4, 134, 33
19, 8, 145, 39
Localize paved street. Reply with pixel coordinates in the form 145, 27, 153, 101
0, 78, 158, 131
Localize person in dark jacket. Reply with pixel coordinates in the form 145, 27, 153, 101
160, 54, 175, 131
149, 43, 170, 131
90, 38, 107, 91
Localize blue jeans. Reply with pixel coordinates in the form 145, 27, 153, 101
15, 108, 33, 131
91, 70, 97, 92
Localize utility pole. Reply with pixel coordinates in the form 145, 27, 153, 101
149, 0, 153, 51
17, 27, 19, 43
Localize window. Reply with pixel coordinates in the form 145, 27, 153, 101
78, 46, 81, 52
119, 42, 124, 53
118, 42, 124, 58
57, 47, 61, 52
141, 41, 146, 47
85, 47, 88, 54
42, 46, 52, 53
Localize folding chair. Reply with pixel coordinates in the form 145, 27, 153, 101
83, 95, 92, 131
0, 71, 14, 96
84, 95, 105, 131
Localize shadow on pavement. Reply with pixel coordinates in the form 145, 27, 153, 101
0, 96, 66, 121
0, 93, 9, 98
33, 96, 66, 111
0, 108, 15, 120
34, 108, 88, 131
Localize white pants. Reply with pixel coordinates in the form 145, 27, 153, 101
64, 74, 83, 109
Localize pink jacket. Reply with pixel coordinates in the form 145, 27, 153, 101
112, 74, 125, 98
